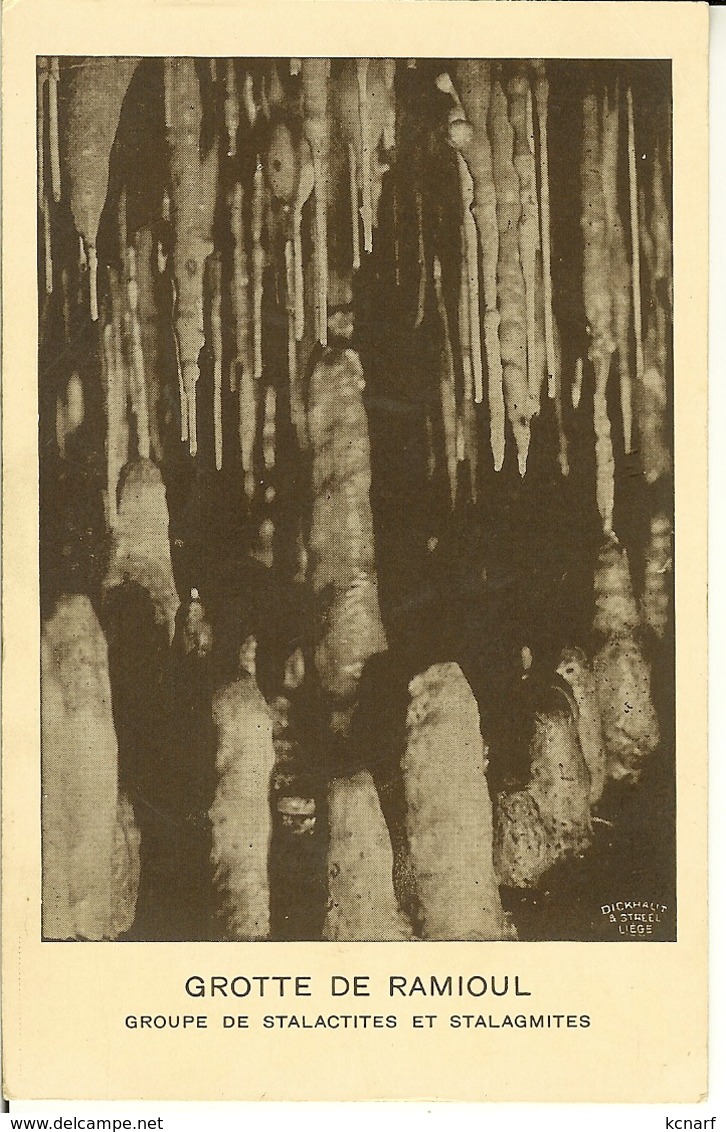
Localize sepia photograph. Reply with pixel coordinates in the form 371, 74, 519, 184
37, 53, 675, 945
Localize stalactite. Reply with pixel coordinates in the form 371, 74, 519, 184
210, 252, 224, 471
37, 58, 47, 210
457, 222, 478, 502
572, 355, 583, 409
454, 60, 504, 470
627, 86, 645, 450
293, 144, 314, 342
133, 228, 162, 462
357, 59, 374, 256
302, 59, 331, 346
284, 239, 307, 450
348, 142, 361, 272
229, 181, 255, 493
333, 59, 396, 270
64, 56, 141, 321
43, 200, 53, 296
103, 269, 130, 528
48, 56, 61, 203
508, 70, 540, 416
639, 317, 671, 485
414, 189, 427, 330
262, 385, 276, 471
60, 267, 71, 342
532, 62, 557, 400
433, 256, 459, 508
224, 59, 239, 158
605, 87, 634, 456
582, 89, 615, 535
635, 145, 672, 486
125, 245, 151, 460
490, 78, 530, 477
165, 56, 218, 456
251, 161, 265, 398
652, 145, 673, 314
242, 71, 257, 127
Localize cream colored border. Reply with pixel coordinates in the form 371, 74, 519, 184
1, 0, 709, 1103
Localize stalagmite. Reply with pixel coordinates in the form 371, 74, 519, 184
593, 538, 641, 638
323, 771, 413, 941
592, 539, 659, 782
103, 458, 180, 643
582, 89, 615, 534
55, 372, 85, 460
109, 793, 142, 939
307, 348, 387, 729
302, 59, 331, 345
165, 57, 218, 456
490, 79, 530, 477
64, 56, 141, 320
210, 252, 224, 471
557, 646, 607, 804
432, 256, 458, 507
402, 663, 507, 940
594, 634, 660, 784
641, 512, 672, 639
209, 673, 275, 940
453, 60, 505, 468
495, 690, 591, 889
41, 595, 139, 940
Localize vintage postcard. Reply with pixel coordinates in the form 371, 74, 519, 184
1, 0, 709, 1103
